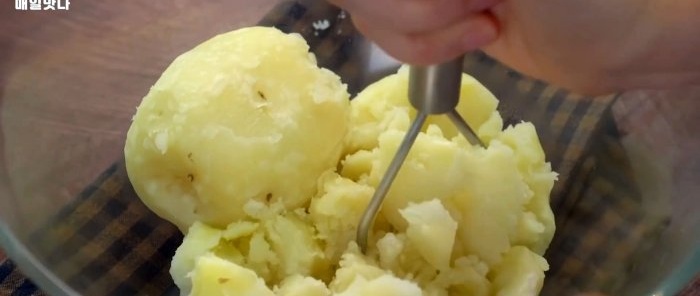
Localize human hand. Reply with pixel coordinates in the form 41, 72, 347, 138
327, 0, 501, 64
329, 0, 700, 95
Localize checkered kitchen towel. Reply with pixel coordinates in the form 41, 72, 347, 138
1, 0, 696, 295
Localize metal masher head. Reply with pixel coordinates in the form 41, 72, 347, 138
356, 55, 484, 253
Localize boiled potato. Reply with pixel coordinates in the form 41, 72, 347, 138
341, 68, 556, 265
334, 275, 423, 296
491, 246, 549, 296
170, 221, 222, 295
126, 27, 557, 296
124, 26, 350, 231
309, 171, 376, 263
329, 246, 422, 296
190, 254, 274, 296
399, 199, 458, 271
275, 275, 331, 296
345, 66, 499, 153
170, 205, 330, 295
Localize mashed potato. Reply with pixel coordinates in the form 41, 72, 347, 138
124, 26, 557, 295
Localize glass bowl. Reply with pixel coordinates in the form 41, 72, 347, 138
1, 0, 699, 295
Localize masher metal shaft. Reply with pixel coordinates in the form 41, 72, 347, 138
447, 109, 485, 146
357, 111, 427, 253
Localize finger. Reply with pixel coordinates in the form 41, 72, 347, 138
340, 0, 502, 34
462, 0, 505, 12
353, 12, 498, 65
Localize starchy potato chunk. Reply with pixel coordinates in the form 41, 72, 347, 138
190, 254, 275, 296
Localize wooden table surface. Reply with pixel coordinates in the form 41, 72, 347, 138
1, 0, 699, 293
0, 0, 279, 262
0, 0, 279, 233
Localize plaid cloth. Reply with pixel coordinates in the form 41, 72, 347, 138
1, 0, 698, 295
1, 260, 43, 296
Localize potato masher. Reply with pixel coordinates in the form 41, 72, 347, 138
356, 55, 484, 253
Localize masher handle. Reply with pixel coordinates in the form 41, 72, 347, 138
409, 55, 465, 115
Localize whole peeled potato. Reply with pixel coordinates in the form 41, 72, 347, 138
124, 27, 350, 231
